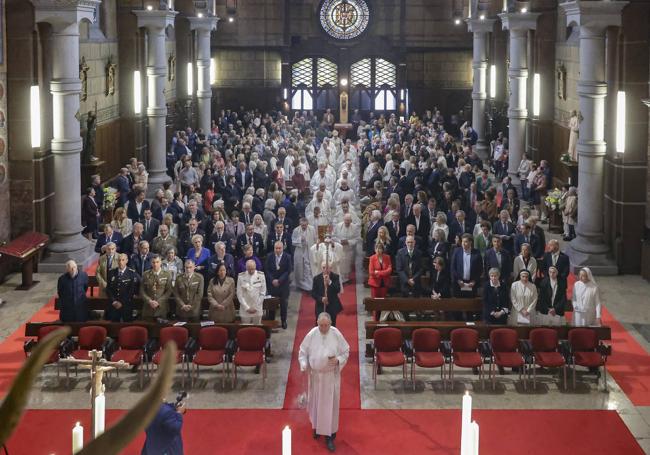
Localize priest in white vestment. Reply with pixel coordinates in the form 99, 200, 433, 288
306, 191, 332, 222
333, 181, 356, 210
310, 163, 337, 193
333, 214, 360, 283
310, 237, 342, 279
299, 312, 350, 452
292, 218, 318, 291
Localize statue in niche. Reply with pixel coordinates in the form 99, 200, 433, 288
168, 54, 176, 82
557, 63, 567, 101
566, 110, 582, 163
79, 57, 90, 102
105, 57, 117, 96
82, 103, 99, 163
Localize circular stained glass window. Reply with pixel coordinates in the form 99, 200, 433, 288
320, 0, 370, 40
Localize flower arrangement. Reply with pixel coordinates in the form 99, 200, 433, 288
560, 153, 572, 162
544, 188, 563, 211
103, 186, 117, 211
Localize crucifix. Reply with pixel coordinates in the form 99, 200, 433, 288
59, 350, 131, 439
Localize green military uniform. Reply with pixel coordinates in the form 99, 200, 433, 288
152, 235, 178, 256
173, 272, 204, 321
140, 269, 173, 321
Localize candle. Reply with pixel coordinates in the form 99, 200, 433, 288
460, 392, 472, 455
72, 422, 83, 454
471, 421, 480, 455
94, 394, 105, 438
282, 425, 291, 455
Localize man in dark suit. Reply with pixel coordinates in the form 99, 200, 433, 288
142, 209, 161, 243
152, 197, 178, 223
311, 264, 343, 327
270, 207, 293, 234
208, 220, 234, 254
528, 217, 547, 259
401, 194, 415, 221
207, 241, 236, 278
385, 210, 404, 249
91, 174, 104, 212
395, 236, 424, 298
514, 223, 541, 258
112, 168, 131, 207
122, 223, 145, 257
267, 223, 293, 256
492, 210, 517, 256
397, 224, 426, 255
237, 223, 265, 258
178, 218, 205, 258
450, 234, 483, 298
540, 239, 570, 284
56, 260, 89, 322
129, 240, 154, 278
126, 189, 150, 224
235, 161, 253, 190
409, 204, 430, 247
484, 237, 512, 284
105, 253, 140, 322
180, 200, 205, 229
222, 176, 243, 213
448, 210, 472, 243
265, 241, 292, 329
365, 212, 383, 257
95, 224, 123, 254
81, 187, 100, 239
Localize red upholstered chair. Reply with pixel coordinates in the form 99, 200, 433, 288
568, 328, 609, 390
232, 327, 267, 388
450, 328, 484, 389
373, 328, 406, 389
529, 328, 567, 390
24, 326, 67, 376
110, 326, 148, 388
191, 327, 229, 388
67, 326, 108, 380
410, 328, 446, 391
151, 327, 189, 388
489, 328, 526, 390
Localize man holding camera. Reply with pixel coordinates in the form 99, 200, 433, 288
141, 394, 187, 455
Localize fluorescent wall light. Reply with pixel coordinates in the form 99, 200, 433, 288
210, 58, 217, 85
133, 71, 142, 115
30, 85, 40, 148
616, 91, 626, 153
489, 65, 496, 98
187, 62, 193, 96
532, 73, 540, 117
283, 88, 288, 99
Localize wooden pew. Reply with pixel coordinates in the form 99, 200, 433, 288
363, 297, 482, 313
363, 321, 612, 357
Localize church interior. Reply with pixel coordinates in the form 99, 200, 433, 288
0, 0, 650, 453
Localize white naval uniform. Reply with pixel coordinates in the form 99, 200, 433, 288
236, 270, 267, 324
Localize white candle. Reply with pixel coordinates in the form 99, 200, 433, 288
471, 421, 480, 455
282, 425, 291, 455
72, 422, 83, 454
460, 392, 472, 455
94, 394, 105, 438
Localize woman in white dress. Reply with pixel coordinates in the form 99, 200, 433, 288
509, 270, 538, 325
572, 267, 602, 327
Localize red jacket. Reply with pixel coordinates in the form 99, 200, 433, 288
368, 254, 392, 288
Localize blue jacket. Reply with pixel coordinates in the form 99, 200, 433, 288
57, 271, 89, 322
142, 403, 183, 455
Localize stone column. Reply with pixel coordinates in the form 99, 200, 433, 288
467, 17, 496, 160
188, 16, 219, 136
134, 9, 178, 190
561, 1, 626, 274
33, 0, 98, 269
499, 12, 539, 185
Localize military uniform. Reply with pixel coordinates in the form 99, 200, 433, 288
105, 267, 139, 322
236, 270, 267, 324
140, 269, 173, 321
174, 272, 204, 321
152, 235, 178, 256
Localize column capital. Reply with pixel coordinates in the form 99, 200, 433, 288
188, 15, 219, 32
32, 0, 100, 31
466, 17, 496, 34
499, 12, 540, 32
560, 1, 627, 33
133, 9, 178, 31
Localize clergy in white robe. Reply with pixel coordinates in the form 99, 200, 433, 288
311, 165, 336, 194
572, 267, 602, 326
292, 219, 318, 291
299, 312, 350, 444
310, 239, 342, 279
333, 215, 360, 283
333, 182, 356, 209
306, 192, 332, 222
334, 202, 361, 226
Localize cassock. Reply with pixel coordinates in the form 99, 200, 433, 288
298, 326, 350, 437
333, 222, 360, 283
292, 225, 318, 291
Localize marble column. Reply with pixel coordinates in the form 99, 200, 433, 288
33, 0, 97, 270
561, 1, 626, 274
499, 11, 539, 185
188, 16, 219, 136
134, 9, 178, 190
467, 17, 496, 160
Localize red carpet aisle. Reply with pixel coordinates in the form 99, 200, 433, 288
7, 409, 644, 455
0, 262, 98, 397
283, 277, 360, 409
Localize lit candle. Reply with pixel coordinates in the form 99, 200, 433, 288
72, 422, 83, 454
94, 394, 105, 438
282, 425, 291, 455
471, 421, 480, 455
460, 392, 472, 455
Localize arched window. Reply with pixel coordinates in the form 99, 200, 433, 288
350, 57, 397, 112
291, 57, 339, 112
